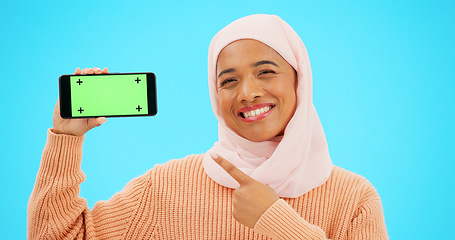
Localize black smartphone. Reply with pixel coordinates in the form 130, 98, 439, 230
59, 72, 157, 118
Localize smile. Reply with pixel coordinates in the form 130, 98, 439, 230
238, 103, 275, 122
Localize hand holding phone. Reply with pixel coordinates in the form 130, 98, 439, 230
52, 67, 109, 136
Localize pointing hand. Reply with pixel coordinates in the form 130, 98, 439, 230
211, 153, 279, 228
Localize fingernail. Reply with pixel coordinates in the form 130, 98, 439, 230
98, 118, 107, 125
210, 152, 218, 159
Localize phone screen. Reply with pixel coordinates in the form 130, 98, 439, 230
59, 73, 157, 118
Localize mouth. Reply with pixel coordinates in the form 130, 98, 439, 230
237, 103, 275, 122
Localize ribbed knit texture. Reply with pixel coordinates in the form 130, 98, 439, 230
28, 130, 388, 239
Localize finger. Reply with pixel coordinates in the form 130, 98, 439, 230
96, 117, 107, 125
94, 67, 102, 74
81, 68, 90, 74
102, 67, 109, 73
74, 67, 81, 75
211, 153, 252, 185
87, 117, 107, 129
86, 68, 94, 74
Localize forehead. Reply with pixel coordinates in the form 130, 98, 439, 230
216, 39, 284, 69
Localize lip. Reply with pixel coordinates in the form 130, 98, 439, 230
237, 103, 275, 123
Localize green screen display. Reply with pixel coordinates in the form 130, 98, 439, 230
70, 74, 148, 117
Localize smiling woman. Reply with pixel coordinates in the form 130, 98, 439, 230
217, 39, 297, 142
28, 14, 388, 239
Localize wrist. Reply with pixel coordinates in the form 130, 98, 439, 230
50, 128, 83, 137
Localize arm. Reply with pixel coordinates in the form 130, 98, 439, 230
210, 151, 387, 239
347, 188, 388, 240
253, 199, 328, 240
211, 153, 328, 239
28, 67, 153, 239
253, 185, 388, 240
27, 130, 153, 239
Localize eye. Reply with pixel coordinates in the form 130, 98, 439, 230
220, 78, 236, 87
259, 70, 276, 75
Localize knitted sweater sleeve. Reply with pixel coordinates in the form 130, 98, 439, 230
253, 199, 327, 239
253, 182, 388, 240
347, 181, 388, 240
27, 130, 152, 239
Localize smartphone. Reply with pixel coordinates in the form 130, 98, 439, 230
59, 72, 157, 118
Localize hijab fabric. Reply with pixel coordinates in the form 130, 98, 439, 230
202, 14, 333, 198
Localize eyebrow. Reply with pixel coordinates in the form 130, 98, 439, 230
217, 60, 279, 78
252, 60, 278, 68
217, 68, 235, 78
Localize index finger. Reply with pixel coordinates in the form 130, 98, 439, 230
210, 153, 252, 185
74, 67, 81, 75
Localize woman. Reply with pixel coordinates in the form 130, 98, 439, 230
28, 14, 388, 239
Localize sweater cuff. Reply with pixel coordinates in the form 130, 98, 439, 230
254, 199, 327, 240
39, 129, 85, 180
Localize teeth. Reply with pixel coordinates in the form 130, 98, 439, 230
243, 106, 272, 118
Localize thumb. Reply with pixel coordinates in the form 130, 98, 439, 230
87, 117, 107, 129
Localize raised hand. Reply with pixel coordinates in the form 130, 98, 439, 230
211, 153, 279, 228
52, 67, 109, 136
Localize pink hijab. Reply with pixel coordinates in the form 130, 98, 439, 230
202, 14, 333, 198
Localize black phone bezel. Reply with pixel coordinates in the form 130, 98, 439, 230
59, 72, 157, 119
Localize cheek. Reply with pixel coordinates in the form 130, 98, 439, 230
274, 82, 297, 113
287, 91, 298, 116
285, 88, 297, 110
218, 91, 234, 117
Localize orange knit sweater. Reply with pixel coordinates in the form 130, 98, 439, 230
28, 130, 388, 239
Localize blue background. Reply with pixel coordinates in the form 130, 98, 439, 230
1, 0, 454, 239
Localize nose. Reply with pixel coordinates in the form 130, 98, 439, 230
237, 77, 265, 103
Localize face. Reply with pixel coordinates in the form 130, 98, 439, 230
216, 39, 297, 142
